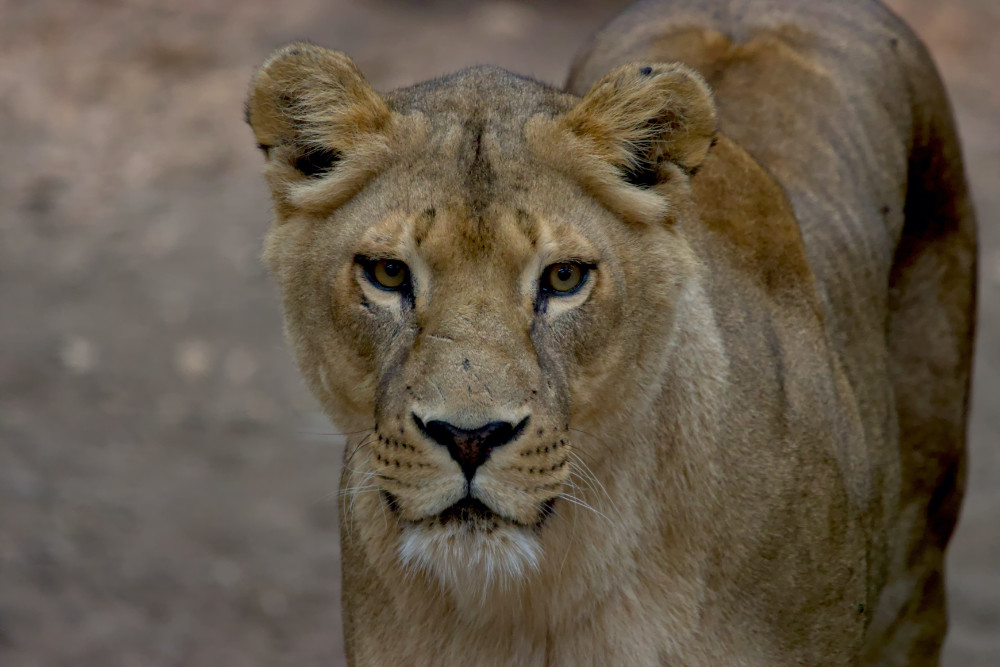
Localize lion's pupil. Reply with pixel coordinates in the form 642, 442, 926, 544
557, 266, 573, 282
370, 259, 407, 289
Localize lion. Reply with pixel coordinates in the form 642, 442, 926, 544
244, 0, 976, 663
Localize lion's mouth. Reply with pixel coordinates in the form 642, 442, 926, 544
439, 496, 496, 524
382, 491, 557, 528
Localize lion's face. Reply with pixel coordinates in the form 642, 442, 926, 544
272, 153, 650, 591
351, 200, 601, 528
247, 45, 715, 596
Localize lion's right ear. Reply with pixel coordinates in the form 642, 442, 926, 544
245, 44, 412, 216
529, 62, 716, 224
563, 62, 717, 183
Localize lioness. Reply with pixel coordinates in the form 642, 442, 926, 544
245, 0, 975, 663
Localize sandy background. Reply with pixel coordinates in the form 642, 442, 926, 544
0, 0, 996, 664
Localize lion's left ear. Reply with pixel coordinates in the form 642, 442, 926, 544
561, 63, 717, 185
245, 43, 418, 217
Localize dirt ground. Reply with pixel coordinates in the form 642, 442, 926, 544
0, 0, 996, 665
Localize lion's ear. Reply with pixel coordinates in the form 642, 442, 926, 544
561, 63, 717, 185
245, 44, 404, 215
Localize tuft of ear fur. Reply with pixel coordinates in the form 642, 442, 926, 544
529, 62, 716, 225
245, 43, 416, 217
565, 62, 717, 183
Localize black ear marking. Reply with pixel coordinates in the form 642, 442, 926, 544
621, 158, 659, 188
620, 121, 660, 187
292, 146, 342, 178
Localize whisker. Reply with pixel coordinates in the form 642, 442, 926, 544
568, 467, 624, 523
340, 464, 379, 535
344, 432, 378, 469
555, 495, 580, 580
567, 460, 624, 524
565, 434, 626, 521
374, 486, 402, 534
338, 483, 380, 497
558, 493, 612, 523
296, 427, 376, 438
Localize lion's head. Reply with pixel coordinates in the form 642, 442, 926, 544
246, 43, 716, 600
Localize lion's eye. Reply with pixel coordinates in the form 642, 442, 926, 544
364, 258, 410, 291
541, 263, 588, 295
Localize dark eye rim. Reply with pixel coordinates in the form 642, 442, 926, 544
355, 255, 412, 293
539, 262, 595, 297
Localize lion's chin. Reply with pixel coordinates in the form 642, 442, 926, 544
397, 510, 542, 603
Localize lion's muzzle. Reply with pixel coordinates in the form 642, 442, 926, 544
412, 413, 530, 481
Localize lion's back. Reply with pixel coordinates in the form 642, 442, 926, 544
568, 0, 954, 288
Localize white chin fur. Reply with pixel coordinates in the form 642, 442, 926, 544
398, 522, 541, 603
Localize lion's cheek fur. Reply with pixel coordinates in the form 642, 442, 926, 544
567, 227, 700, 431
264, 219, 380, 430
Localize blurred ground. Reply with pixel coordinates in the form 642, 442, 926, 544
0, 0, 996, 665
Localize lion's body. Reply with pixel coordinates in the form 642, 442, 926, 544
569, 1, 976, 662
246, 0, 975, 664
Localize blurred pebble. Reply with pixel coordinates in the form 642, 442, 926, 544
157, 393, 187, 425
45, 534, 78, 561
60, 335, 97, 374
160, 290, 191, 326
257, 589, 288, 618
244, 392, 275, 422
175, 339, 212, 379
141, 218, 182, 258
211, 558, 243, 588
224, 347, 258, 385
8, 468, 40, 498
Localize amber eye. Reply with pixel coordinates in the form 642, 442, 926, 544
542, 263, 588, 295
365, 258, 410, 290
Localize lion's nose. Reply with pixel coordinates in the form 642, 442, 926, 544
413, 414, 528, 481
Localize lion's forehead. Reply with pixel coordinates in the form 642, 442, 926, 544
358, 115, 597, 260
385, 65, 574, 123
402, 117, 543, 218
413, 205, 539, 264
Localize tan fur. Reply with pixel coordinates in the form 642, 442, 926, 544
245, 0, 975, 663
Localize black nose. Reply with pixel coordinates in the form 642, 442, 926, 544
413, 414, 528, 481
